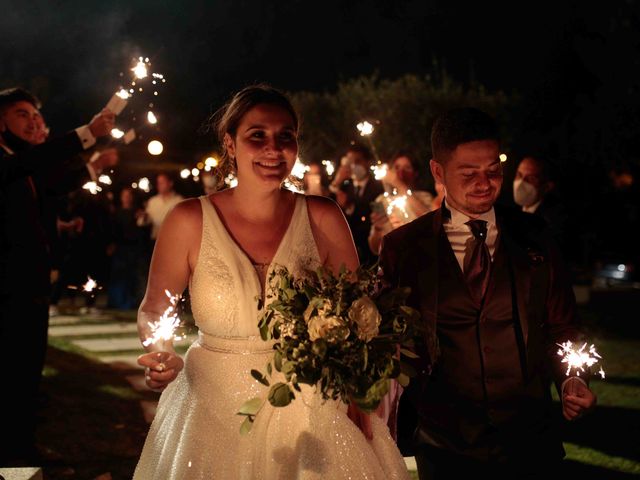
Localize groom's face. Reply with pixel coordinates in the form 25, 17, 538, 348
430, 139, 502, 217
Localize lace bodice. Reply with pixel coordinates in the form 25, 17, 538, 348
189, 194, 322, 338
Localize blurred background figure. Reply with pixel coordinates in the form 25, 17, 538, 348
368, 151, 436, 255
513, 155, 568, 254
107, 187, 150, 310
303, 161, 330, 196
329, 143, 384, 266
140, 172, 184, 243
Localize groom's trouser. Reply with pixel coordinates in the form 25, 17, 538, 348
415, 444, 565, 480
0, 294, 49, 463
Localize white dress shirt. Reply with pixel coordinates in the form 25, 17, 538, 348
145, 192, 184, 239
442, 199, 499, 272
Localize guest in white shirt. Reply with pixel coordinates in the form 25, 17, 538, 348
143, 172, 184, 240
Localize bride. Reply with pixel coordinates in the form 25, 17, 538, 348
133, 84, 411, 479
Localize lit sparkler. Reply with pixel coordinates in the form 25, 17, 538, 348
68, 276, 101, 295
291, 157, 309, 179
322, 160, 335, 177
147, 111, 158, 124
355, 120, 381, 163
371, 163, 388, 180
98, 174, 112, 185
356, 121, 374, 136
111, 128, 125, 139
142, 290, 185, 348
137, 177, 151, 192
180, 168, 191, 179
82, 181, 102, 195
556, 341, 605, 378
384, 189, 411, 219
132, 59, 149, 79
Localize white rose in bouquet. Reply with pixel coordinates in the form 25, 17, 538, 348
348, 296, 381, 342
307, 314, 347, 341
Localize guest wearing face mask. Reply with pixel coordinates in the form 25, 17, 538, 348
513, 155, 568, 255
329, 143, 384, 266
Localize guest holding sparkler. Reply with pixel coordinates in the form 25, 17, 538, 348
134, 84, 411, 479
368, 151, 435, 255
0, 87, 116, 465
380, 108, 596, 479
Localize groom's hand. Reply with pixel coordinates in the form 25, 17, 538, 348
138, 351, 184, 392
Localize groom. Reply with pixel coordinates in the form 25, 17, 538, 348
379, 108, 596, 479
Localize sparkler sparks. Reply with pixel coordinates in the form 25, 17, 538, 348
322, 160, 335, 177
111, 128, 125, 139
147, 111, 158, 124
132, 59, 149, 79
371, 163, 388, 180
82, 182, 102, 195
384, 190, 411, 219
291, 158, 310, 179
82, 277, 99, 292
142, 290, 185, 348
98, 174, 112, 185
356, 121, 374, 136
556, 341, 605, 378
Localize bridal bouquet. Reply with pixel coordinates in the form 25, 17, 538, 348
238, 264, 421, 434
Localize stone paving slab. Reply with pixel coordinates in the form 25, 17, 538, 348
0, 467, 43, 480
49, 323, 138, 337
74, 335, 197, 353
48, 315, 84, 326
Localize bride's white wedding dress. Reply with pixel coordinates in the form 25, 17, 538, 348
133, 194, 411, 479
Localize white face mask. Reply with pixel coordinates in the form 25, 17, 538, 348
513, 178, 539, 207
351, 164, 368, 181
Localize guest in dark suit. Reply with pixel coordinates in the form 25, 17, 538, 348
330, 143, 384, 266
0, 87, 116, 465
513, 155, 569, 256
379, 108, 596, 479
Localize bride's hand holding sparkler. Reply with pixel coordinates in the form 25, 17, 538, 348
138, 350, 184, 392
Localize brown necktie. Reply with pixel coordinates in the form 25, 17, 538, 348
463, 219, 491, 304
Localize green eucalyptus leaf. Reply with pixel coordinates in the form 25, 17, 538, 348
268, 383, 294, 407
240, 415, 254, 435
237, 397, 264, 416
274, 350, 283, 371
400, 348, 419, 359
251, 369, 270, 386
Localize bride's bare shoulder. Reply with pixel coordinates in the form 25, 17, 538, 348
305, 194, 346, 226
160, 197, 202, 236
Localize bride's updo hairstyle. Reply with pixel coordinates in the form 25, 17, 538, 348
211, 84, 299, 190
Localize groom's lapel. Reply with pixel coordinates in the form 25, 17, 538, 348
413, 208, 441, 365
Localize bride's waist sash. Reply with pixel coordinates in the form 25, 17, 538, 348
197, 331, 275, 355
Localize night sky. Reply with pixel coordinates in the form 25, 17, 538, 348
2, 1, 640, 168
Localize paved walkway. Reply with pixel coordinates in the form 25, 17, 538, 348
49, 311, 196, 423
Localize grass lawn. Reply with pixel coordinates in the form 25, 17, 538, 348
34, 305, 640, 479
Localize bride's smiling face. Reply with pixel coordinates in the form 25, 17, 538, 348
224, 103, 298, 187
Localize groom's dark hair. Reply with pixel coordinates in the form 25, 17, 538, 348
431, 107, 499, 163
